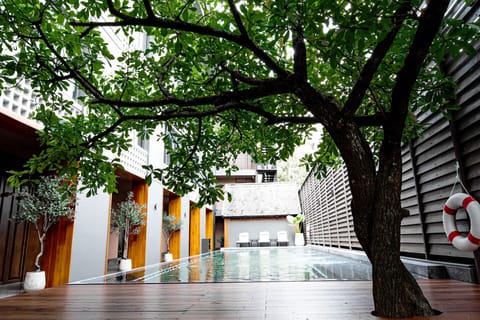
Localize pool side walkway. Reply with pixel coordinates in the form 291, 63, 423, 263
0, 280, 479, 319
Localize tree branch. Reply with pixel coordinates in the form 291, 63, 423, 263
34, 21, 104, 100
92, 77, 294, 109
71, 4, 289, 77
293, 26, 307, 81
353, 114, 386, 127
82, 102, 242, 149
176, 117, 203, 173
223, 67, 281, 86
82, 99, 314, 149
265, 116, 320, 125
343, 1, 412, 116
154, 56, 176, 98
388, 0, 450, 136
227, 0, 248, 37
106, 0, 131, 20
143, 0, 155, 19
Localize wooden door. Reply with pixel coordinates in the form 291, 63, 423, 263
168, 196, 181, 259
128, 182, 148, 269
0, 173, 36, 284
189, 205, 200, 256
205, 209, 214, 251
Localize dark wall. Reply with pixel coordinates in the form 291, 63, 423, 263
0, 171, 37, 285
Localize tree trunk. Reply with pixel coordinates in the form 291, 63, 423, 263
350, 139, 436, 317
368, 188, 436, 317
372, 255, 435, 317
123, 229, 129, 260
35, 234, 46, 272
166, 234, 171, 253
122, 219, 130, 259
299, 75, 439, 317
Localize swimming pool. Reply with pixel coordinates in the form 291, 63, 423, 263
74, 246, 374, 284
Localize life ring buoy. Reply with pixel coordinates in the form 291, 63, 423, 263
443, 193, 480, 251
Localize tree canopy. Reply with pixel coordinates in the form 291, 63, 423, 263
1, 0, 478, 317
1, 0, 474, 203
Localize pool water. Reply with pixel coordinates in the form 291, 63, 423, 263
74, 246, 374, 284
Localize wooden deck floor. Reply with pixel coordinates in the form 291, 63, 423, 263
0, 280, 479, 319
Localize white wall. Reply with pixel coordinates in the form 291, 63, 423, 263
227, 218, 294, 248
144, 125, 166, 265
145, 180, 163, 265
69, 189, 111, 282
180, 196, 190, 258
200, 207, 206, 240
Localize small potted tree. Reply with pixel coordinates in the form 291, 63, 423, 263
13, 175, 76, 292
216, 236, 224, 249
110, 191, 146, 271
162, 214, 182, 262
286, 214, 305, 246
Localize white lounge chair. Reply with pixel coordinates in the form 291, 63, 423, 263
258, 231, 270, 247
236, 232, 250, 247
277, 230, 289, 246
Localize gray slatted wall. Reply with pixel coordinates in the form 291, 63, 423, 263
301, 166, 360, 250
299, 1, 480, 263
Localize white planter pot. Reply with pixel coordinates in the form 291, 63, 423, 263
164, 253, 173, 262
23, 271, 46, 292
294, 233, 305, 246
119, 259, 132, 271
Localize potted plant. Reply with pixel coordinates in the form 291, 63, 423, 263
286, 214, 305, 246
110, 191, 146, 271
13, 175, 76, 292
162, 214, 182, 262
216, 236, 224, 249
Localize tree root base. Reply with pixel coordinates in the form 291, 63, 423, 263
370, 309, 442, 318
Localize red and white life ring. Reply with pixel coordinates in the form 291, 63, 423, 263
443, 193, 480, 252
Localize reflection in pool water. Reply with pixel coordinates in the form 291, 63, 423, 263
74, 246, 375, 284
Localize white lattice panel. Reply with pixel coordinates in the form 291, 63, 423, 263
119, 143, 148, 178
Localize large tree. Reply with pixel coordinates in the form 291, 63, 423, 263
0, 0, 477, 317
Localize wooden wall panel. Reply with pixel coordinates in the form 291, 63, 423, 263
168, 196, 181, 260
205, 209, 214, 251
43, 217, 74, 287
128, 182, 148, 269
189, 204, 200, 256
224, 219, 229, 248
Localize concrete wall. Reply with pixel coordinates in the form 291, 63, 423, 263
179, 196, 190, 258
226, 217, 293, 247
69, 190, 110, 282
200, 207, 206, 240
145, 180, 163, 265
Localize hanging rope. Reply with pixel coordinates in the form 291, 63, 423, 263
449, 161, 469, 197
